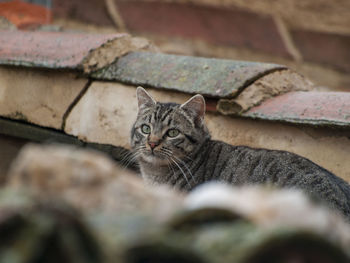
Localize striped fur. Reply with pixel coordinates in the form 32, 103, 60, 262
130, 87, 350, 221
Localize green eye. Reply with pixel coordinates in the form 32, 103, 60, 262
141, 124, 151, 134
167, 129, 180, 138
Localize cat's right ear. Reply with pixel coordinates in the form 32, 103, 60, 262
136, 86, 156, 111
180, 94, 206, 126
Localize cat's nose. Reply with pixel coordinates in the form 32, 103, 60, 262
148, 141, 160, 149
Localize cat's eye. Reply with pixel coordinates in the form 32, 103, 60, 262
141, 124, 151, 134
167, 129, 180, 138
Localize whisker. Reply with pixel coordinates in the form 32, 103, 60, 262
119, 147, 140, 163
119, 151, 135, 166
169, 156, 192, 188
171, 155, 197, 184
160, 148, 197, 184
122, 152, 140, 170
168, 160, 176, 178
162, 147, 194, 163
121, 146, 146, 169
121, 146, 145, 161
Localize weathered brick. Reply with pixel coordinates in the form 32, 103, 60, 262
53, 0, 113, 26
53, 0, 291, 58
117, 1, 291, 58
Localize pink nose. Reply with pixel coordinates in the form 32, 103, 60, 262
149, 141, 159, 149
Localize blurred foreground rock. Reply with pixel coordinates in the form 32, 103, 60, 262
6, 143, 183, 220
185, 183, 350, 257
1, 144, 349, 262
0, 189, 102, 263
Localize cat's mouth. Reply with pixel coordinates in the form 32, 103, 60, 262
140, 150, 169, 164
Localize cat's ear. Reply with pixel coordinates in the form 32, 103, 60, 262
136, 86, 156, 111
180, 94, 206, 126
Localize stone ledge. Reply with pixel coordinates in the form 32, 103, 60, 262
93, 51, 285, 98
0, 31, 349, 130
243, 91, 350, 127
0, 31, 155, 72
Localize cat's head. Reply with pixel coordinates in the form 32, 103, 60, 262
131, 87, 210, 166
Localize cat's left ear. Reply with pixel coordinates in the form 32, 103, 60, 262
180, 94, 206, 126
136, 86, 156, 111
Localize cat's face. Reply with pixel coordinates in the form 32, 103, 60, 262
131, 87, 210, 166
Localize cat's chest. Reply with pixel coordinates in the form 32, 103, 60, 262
139, 162, 170, 185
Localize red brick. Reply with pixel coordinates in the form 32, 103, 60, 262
53, 0, 113, 26
0, 0, 51, 28
291, 30, 350, 73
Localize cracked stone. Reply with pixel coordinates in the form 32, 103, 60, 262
0, 66, 88, 129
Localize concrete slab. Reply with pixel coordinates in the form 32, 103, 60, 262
0, 67, 88, 129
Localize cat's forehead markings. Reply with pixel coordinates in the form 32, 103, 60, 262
153, 104, 161, 121
147, 103, 177, 124
160, 108, 174, 125
138, 111, 150, 122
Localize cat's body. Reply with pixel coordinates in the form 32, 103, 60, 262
131, 87, 350, 220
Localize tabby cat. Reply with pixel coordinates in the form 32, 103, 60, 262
130, 87, 350, 220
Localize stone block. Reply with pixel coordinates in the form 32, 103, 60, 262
291, 30, 350, 73
0, 67, 88, 129
64, 82, 190, 149
65, 82, 138, 148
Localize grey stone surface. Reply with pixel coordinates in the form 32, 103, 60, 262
92, 51, 284, 98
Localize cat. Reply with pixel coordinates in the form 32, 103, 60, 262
130, 87, 350, 221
